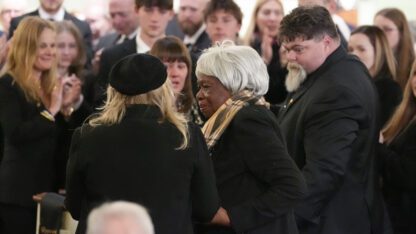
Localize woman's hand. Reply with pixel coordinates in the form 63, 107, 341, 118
48, 78, 64, 116
62, 74, 82, 108
210, 207, 231, 226
379, 132, 385, 144
261, 28, 274, 65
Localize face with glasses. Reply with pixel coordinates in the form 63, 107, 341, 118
374, 15, 400, 52
282, 35, 331, 74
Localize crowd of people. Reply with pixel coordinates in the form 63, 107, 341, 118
0, 0, 415, 234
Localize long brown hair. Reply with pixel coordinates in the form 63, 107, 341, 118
55, 20, 86, 77
0, 16, 57, 103
243, 0, 284, 45
382, 60, 416, 144
351, 25, 396, 79
149, 36, 194, 113
375, 8, 415, 90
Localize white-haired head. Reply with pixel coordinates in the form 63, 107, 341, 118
87, 201, 154, 234
196, 40, 269, 96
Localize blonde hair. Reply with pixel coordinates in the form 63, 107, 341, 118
382, 60, 416, 144
89, 82, 189, 149
1, 16, 57, 103
243, 0, 284, 45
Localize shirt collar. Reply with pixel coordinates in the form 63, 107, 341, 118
135, 28, 150, 54
183, 24, 206, 45
38, 6, 65, 21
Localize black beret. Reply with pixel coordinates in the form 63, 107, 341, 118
109, 53, 167, 96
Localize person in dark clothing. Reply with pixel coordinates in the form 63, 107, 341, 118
194, 41, 306, 234
0, 17, 62, 234
8, 0, 93, 66
277, 6, 391, 234
348, 25, 402, 129
54, 21, 93, 191
243, 0, 288, 105
378, 60, 416, 234
65, 53, 220, 234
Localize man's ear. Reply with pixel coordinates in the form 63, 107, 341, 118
168, 10, 174, 20
323, 34, 332, 46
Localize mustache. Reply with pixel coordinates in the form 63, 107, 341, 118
285, 62, 307, 92
287, 62, 303, 71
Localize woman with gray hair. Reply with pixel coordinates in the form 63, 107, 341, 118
194, 40, 306, 234
87, 201, 154, 234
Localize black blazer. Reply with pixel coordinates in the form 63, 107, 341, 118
0, 74, 57, 207
196, 104, 306, 234
95, 39, 136, 106
9, 10, 93, 64
277, 46, 389, 234
54, 100, 93, 190
187, 31, 211, 58
373, 73, 402, 129
95, 32, 119, 51
378, 122, 416, 234
65, 105, 220, 234
251, 37, 288, 105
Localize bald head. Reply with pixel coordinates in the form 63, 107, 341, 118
0, 0, 27, 33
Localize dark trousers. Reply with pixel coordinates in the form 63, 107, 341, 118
0, 202, 36, 234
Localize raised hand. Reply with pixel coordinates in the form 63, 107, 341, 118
261, 27, 274, 65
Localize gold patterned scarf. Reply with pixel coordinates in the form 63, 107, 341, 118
202, 90, 269, 150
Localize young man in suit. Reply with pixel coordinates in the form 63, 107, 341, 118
277, 6, 390, 234
96, 0, 173, 107
9, 0, 93, 63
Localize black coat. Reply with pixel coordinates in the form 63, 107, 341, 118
95, 32, 119, 51
196, 104, 306, 234
378, 122, 416, 234
373, 73, 402, 129
9, 10, 93, 65
251, 37, 288, 105
0, 74, 57, 207
277, 46, 389, 234
65, 105, 220, 234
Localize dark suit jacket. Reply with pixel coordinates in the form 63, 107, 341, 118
65, 104, 220, 234
54, 101, 93, 190
196, 104, 306, 234
0, 74, 57, 207
9, 10, 93, 64
277, 46, 389, 234
187, 31, 211, 58
373, 72, 402, 129
95, 32, 119, 51
95, 39, 136, 106
251, 37, 288, 105
378, 122, 416, 234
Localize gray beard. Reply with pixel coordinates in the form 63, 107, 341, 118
285, 62, 307, 92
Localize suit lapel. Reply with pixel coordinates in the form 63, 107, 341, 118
278, 77, 314, 121
122, 39, 137, 54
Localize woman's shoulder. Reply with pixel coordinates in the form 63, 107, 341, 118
0, 73, 14, 87
233, 104, 278, 128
